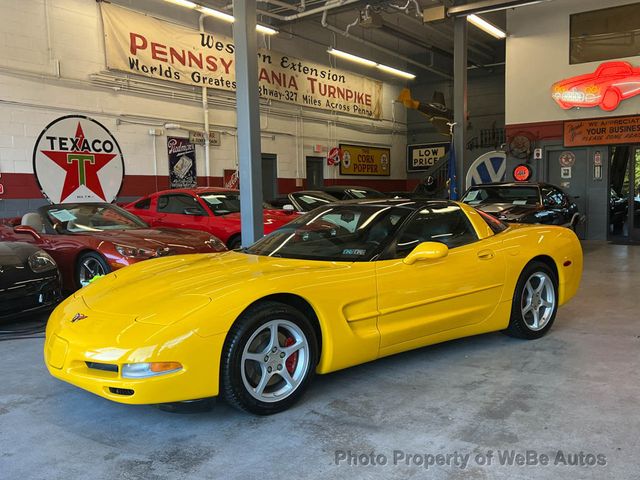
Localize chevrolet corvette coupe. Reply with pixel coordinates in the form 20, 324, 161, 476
0, 203, 226, 291
45, 200, 582, 415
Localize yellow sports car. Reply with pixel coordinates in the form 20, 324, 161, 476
44, 200, 582, 415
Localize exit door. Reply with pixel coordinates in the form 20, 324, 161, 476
610, 146, 640, 242
547, 149, 588, 239
261, 154, 277, 202
306, 157, 324, 189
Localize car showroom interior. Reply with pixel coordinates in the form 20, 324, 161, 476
1, 0, 639, 478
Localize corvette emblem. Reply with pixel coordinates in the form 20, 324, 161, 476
71, 313, 88, 323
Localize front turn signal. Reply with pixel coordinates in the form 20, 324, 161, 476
121, 362, 183, 378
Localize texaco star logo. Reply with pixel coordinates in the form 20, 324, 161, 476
33, 115, 124, 204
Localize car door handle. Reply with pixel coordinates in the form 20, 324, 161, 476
477, 249, 494, 260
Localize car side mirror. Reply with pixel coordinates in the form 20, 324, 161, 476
14, 225, 42, 240
183, 207, 205, 216
403, 241, 448, 265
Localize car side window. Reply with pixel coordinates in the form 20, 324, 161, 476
386, 205, 478, 259
157, 194, 207, 216
134, 198, 151, 210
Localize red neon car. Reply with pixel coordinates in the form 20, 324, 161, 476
125, 188, 295, 249
552, 61, 640, 111
0, 203, 226, 291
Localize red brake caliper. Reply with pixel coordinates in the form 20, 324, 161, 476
284, 337, 298, 374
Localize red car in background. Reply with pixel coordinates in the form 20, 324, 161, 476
0, 203, 226, 291
552, 61, 640, 111
125, 188, 295, 249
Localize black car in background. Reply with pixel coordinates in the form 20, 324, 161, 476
0, 242, 62, 321
318, 185, 387, 200
269, 187, 387, 213
461, 182, 583, 229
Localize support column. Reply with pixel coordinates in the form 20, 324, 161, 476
453, 16, 468, 195
233, 0, 263, 246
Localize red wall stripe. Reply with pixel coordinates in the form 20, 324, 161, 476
0, 173, 417, 200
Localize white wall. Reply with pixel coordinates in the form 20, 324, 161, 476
506, 0, 640, 125
0, 0, 407, 191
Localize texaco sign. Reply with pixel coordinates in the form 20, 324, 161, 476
33, 115, 124, 203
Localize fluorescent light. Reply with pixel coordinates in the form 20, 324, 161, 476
467, 14, 506, 39
256, 24, 278, 35
164, 2, 278, 34
165, 0, 198, 7
197, 6, 235, 22
327, 48, 376, 67
376, 64, 416, 79
328, 48, 415, 79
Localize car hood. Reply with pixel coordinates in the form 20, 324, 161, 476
476, 203, 540, 221
73, 228, 213, 248
0, 241, 38, 266
76, 251, 349, 324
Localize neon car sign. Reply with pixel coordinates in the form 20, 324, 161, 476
551, 61, 640, 112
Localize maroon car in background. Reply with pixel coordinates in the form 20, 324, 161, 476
0, 203, 227, 291
125, 187, 295, 249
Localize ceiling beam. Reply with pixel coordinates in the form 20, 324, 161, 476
447, 0, 550, 17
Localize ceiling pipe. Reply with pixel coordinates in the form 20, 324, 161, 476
252, 0, 361, 21
224, 0, 306, 13
388, 0, 421, 17
320, 10, 452, 79
447, 0, 551, 16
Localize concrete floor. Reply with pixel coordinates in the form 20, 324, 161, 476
1, 242, 639, 480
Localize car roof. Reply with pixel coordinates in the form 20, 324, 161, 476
150, 187, 238, 196
320, 185, 381, 192
467, 182, 546, 188
324, 198, 455, 210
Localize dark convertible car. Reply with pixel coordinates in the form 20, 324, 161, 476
0, 241, 62, 321
461, 182, 583, 229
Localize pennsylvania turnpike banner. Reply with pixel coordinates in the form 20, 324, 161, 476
101, 3, 383, 119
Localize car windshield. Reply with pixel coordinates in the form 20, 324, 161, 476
44, 204, 147, 233
462, 186, 540, 206
291, 192, 336, 211
199, 192, 241, 215
347, 188, 386, 199
246, 205, 410, 261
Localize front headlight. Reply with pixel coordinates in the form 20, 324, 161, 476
121, 362, 183, 378
28, 250, 57, 273
114, 244, 154, 258
205, 236, 226, 250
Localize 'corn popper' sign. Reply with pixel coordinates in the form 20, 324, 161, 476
101, 3, 383, 120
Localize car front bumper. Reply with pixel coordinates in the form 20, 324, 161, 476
44, 307, 227, 405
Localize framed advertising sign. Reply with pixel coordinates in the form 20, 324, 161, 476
167, 137, 197, 189
564, 115, 640, 146
339, 144, 390, 176
407, 143, 449, 172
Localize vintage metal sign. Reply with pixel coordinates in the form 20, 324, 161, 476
407, 143, 449, 172
33, 115, 124, 204
339, 144, 390, 176
564, 115, 640, 146
167, 137, 197, 189
101, 3, 382, 119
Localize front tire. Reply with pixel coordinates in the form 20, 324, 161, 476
505, 261, 558, 339
76, 252, 110, 289
221, 301, 318, 415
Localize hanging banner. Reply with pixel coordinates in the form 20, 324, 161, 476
101, 3, 382, 119
407, 143, 449, 172
339, 144, 390, 176
167, 137, 197, 189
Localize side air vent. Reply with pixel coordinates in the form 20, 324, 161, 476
86, 362, 118, 373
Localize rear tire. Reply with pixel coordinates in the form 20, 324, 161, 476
220, 301, 318, 415
504, 261, 558, 339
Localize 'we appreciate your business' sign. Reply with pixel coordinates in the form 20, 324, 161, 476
101, 4, 383, 119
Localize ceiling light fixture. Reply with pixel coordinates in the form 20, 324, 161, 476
328, 48, 415, 80
327, 48, 376, 67
466, 14, 507, 39
162, 0, 278, 35
376, 64, 416, 80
